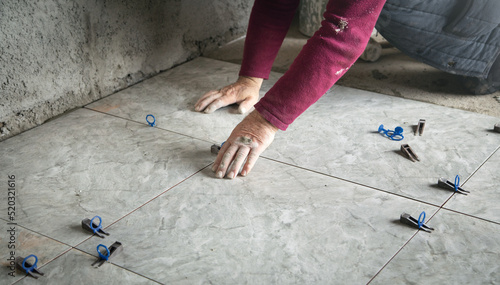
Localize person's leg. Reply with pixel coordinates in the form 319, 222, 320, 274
464, 54, 500, 95
375, 0, 500, 95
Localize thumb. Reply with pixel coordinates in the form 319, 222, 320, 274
238, 96, 259, 114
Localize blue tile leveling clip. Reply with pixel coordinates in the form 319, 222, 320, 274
16, 254, 44, 278
211, 141, 225, 154
400, 211, 434, 233
438, 175, 469, 195
82, 215, 110, 238
92, 241, 123, 267
146, 114, 156, 127
378, 124, 404, 141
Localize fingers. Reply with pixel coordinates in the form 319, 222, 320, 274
210, 110, 277, 179
194, 90, 221, 112
212, 141, 230, 172
226, 147, 250, 179
212, 144, 262, 179
241, 149, 261, 177
211, 142, 252, 179
196, 79, 261, 114
214, 144, 239, 179
195, 88, 239, 114
203, 93, 238, 114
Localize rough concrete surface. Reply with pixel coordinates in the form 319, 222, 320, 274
0, 0, 252, 141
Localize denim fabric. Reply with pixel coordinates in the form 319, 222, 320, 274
375, 0, 500, 78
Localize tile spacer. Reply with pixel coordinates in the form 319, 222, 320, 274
401, 144, 420, 162
415, 119, 425, 136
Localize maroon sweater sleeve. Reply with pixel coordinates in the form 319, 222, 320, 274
245, 0, 386, 130
239, 0, 300, 79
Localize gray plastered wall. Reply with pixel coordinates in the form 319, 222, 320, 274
0, 0, 252, 141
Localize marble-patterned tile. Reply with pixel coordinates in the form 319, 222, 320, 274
86, 57, 301, 143
78, 159, 438, 284
370, 210, 500, 284
86, 57, 499, 206
15, 249, 157, 285
443, 147, 500, 223
0, 108, 213, 246
0, 223, 70, 285
266, 85, 500, 205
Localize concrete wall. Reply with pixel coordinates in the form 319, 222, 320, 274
0, 0, 252, 141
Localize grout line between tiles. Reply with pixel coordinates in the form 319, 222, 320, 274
72, 248, 163, 284
10, 164, 210, 284
360, 146, 500, 284
369, 182, 484, 283
367, 150, 500, 284
436, 144, 500, 224
3, 166, 212, 246
368, 193, 500, 284
5, 164, 211, 284
64, 164, 211, 283
11, 244, 73, 285
78, 104, 500, 283
366, 231, 419, 284
458, 144, 499, 187
84, 103, 500, 213
98, 163, 212, 238
7, 222, 77, 248
14, 252, 73, 284
84, 107, 219, 145
367, 207, 442, 284
438, 207, 500, 226
11, 248, 162, 285
4, 222, 105, 285
260, 156, 443, 208
83, 103, 442, 210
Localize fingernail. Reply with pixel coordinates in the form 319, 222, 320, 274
211, 164, 217, 172
239, 107, 246, 114
241, 170, 247, 177
216, 171, 223, 178
228, 171, 235, 179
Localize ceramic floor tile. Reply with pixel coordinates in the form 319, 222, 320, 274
0, 108, 213, 246
266, 85, 500, 205
443, 146, 500, 223
85, 57, 500, 206
370, 210, 500, 284
77, 159, 438, 284
15, 249, 157, 285
86, 57, 299, 143
0, 223, 70, 285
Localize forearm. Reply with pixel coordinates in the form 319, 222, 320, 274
239, 0, 300, 79
255, 0, 386, 130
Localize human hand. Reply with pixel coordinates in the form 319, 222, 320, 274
212, 110, 278, 179
195, 76, 263, 114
